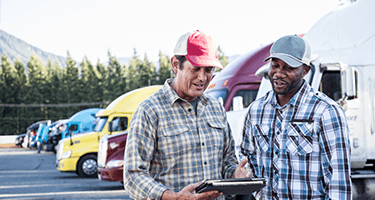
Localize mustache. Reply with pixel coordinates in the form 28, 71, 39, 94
271, 78, 288, 84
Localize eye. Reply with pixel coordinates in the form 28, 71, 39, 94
206, 67, 214, 73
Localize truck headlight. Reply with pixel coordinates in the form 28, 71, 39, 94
57, 140, 65, 160
61, 150, 72, 159
106, 160, 124, 168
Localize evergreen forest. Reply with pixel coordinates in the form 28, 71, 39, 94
0, 48, 228, 135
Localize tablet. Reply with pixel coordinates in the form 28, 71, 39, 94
195, 178, 266, 195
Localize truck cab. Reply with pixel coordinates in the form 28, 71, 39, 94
56, 86, 162, 178
60, 108, 103, 139
205, 43, 272, 111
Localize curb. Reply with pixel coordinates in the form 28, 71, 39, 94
0, 144, 18, 148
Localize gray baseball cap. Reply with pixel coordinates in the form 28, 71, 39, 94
264, 35, 311, 67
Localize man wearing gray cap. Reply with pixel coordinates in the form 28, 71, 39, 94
240, 35, 352, 199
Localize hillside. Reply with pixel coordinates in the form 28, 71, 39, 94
0, 29, 66, 68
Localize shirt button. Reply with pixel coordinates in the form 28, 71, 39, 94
202, 142, 205, 146
188, 108, 192, 112
204, 162, 207, 165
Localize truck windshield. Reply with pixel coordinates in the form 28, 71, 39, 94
205, 89, 228, 105
93, 117, 108, 132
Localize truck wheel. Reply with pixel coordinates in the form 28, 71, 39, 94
77, 155, 98, 178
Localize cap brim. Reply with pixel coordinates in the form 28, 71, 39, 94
186, 55, 224, 69
264, 54, 304, 68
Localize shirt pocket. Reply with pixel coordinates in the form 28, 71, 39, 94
286, 122, 313, 155
160, 123, 189, 137
254, 124, 271, 153
206, 120, 225, 152
158, 123, 190, 158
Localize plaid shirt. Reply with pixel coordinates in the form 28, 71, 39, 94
124, 79, 238, 200
240, 81, 352, 199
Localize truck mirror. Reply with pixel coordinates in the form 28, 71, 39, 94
232, 96, 244, 111
255, 63, 270, 79
108, 121, 113, 133
344, 67, 356, 98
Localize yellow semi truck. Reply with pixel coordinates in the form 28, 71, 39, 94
56, 85, 162, 177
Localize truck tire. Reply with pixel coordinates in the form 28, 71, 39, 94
77, 154, 98, 178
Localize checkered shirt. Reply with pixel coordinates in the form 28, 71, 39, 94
124, 79, 238, 200
240, 81, 352, 199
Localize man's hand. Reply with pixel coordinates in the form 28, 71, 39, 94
161, 182, 221, 200
232, 158, 252, 178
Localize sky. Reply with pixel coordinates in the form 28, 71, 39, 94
0, 0, 342, 63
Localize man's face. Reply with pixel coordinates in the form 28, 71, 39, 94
172, 58, 214, 101
268, 58, 309, 96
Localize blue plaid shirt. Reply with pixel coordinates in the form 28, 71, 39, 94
124, 79, 238, 200
240, 81, 352, 199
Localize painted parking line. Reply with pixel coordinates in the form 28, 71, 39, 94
0, 190, 126, 198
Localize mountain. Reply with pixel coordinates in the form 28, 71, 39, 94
0, 29, 66, 68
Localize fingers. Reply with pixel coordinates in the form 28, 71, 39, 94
238, 157, 248, 168
198, 190, 222, 200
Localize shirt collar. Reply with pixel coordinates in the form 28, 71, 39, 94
162, 79, 209, 106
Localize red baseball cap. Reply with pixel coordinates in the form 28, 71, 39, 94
173, 30, 223, 69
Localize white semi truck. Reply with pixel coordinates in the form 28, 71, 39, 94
228, 0, 375, 198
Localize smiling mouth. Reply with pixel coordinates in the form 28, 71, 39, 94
273, 80, 287, 87
193, 83, 204, 88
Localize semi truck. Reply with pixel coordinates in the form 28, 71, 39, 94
56, 86, 162, 178
228, 0, 375, 198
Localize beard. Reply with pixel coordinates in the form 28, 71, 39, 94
270, 78, 303, 95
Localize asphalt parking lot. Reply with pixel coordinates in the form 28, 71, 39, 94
0, 145, 132, 199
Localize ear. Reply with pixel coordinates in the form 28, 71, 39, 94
171, 56, 179, 74
302, 65, 311, 77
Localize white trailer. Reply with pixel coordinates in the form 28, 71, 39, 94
228, 0, 375, 198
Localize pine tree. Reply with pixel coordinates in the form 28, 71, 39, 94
14, 58, 29, 134
156, 51, 171, 85
24, 55, 49, 128
138, 54, 155, 87
62, 52, 80, 115
96, 59, 109, 103
217, 45, 229, 71
107, 51, 127, 100
126, 49, 141, 91
0, 53, 19, 135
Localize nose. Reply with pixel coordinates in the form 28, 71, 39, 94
273, 68, 286, 79
197, 69, 207, 81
